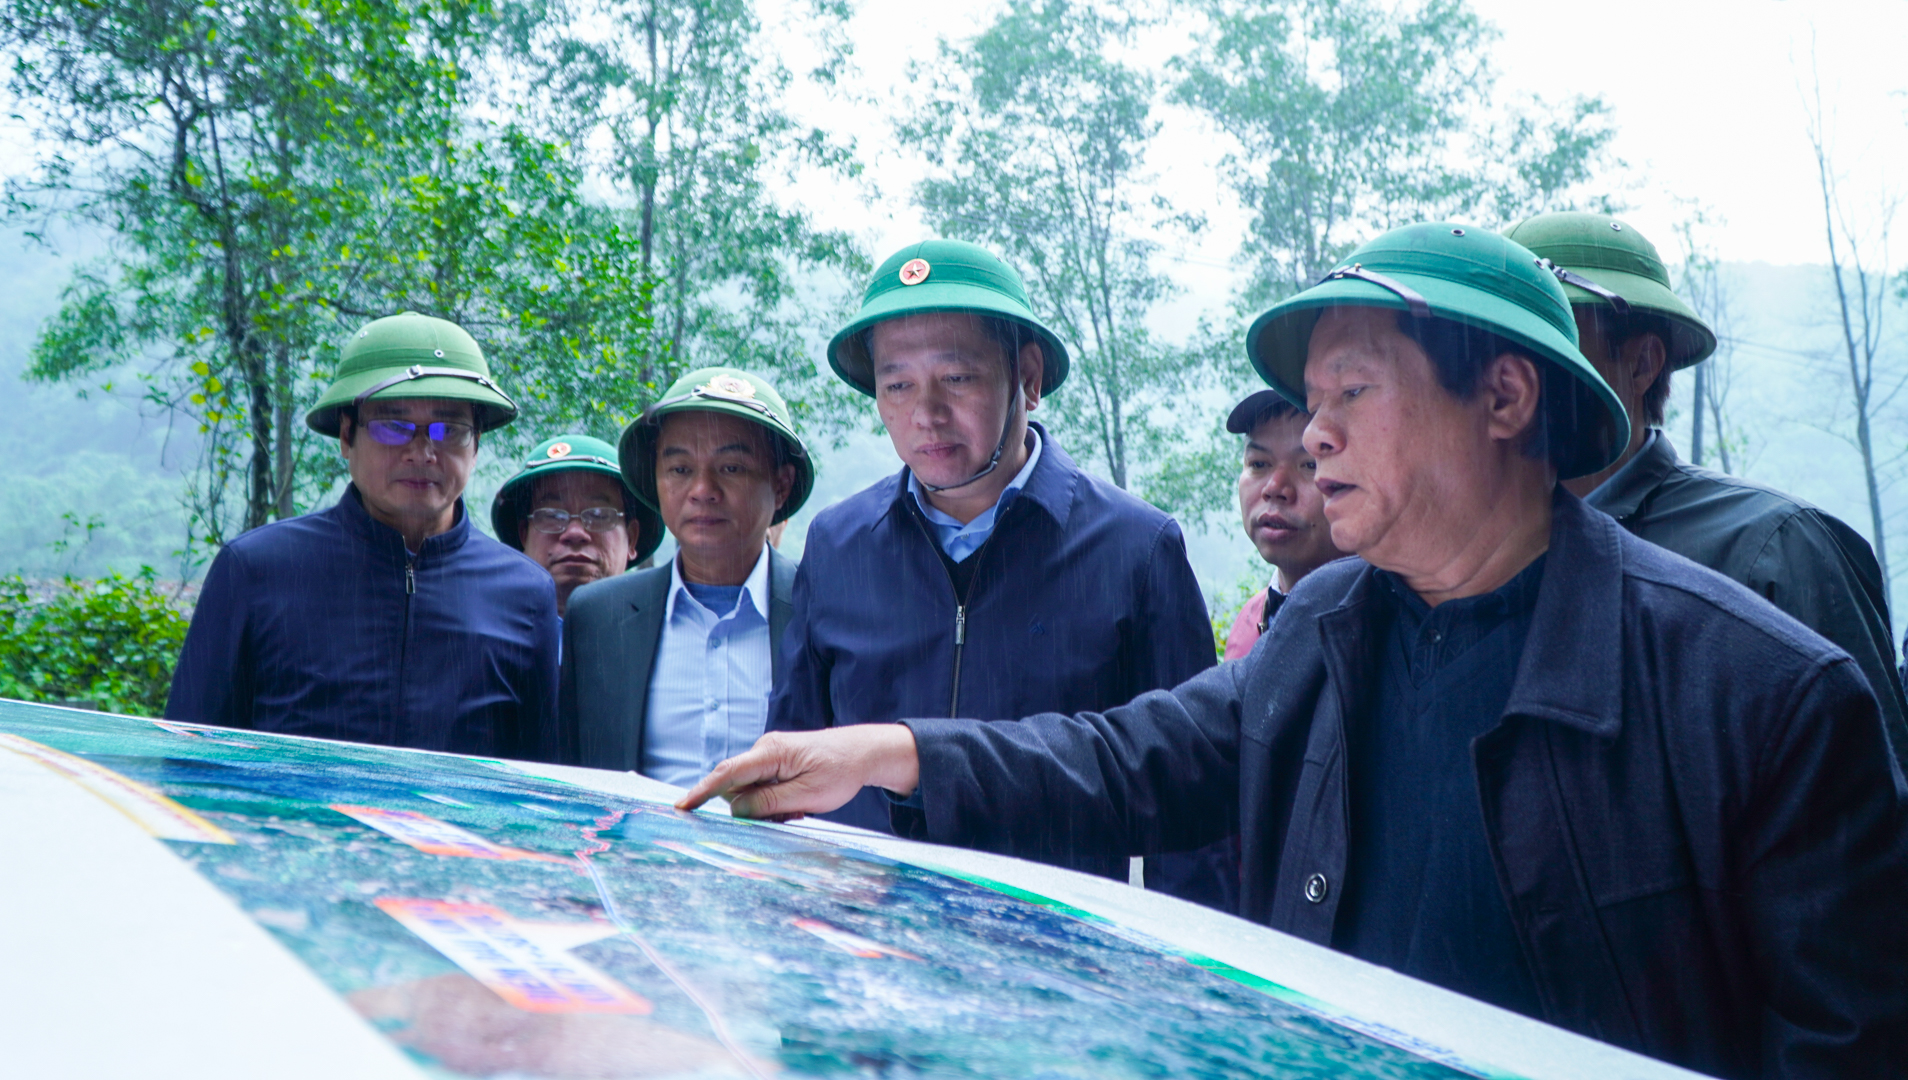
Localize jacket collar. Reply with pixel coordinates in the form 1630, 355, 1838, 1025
878, 421, 1079, 533
336, 484, 471, 561
1584, 429, 1676, 521
1315, 487, 1625, 740
1503, 487, 1625, 738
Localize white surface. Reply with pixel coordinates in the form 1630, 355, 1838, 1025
0, 721, 422, 1080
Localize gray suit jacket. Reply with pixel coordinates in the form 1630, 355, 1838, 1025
556, 547, 797, 771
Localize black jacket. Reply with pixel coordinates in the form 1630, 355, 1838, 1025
167, 486, 558, 758
901, 490, 1908, 1079
1586, 431, 1906, 780
557, 547, 796, 771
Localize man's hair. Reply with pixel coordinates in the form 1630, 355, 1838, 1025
1394, 311, 1561, 467
1584, 306, 1674, 427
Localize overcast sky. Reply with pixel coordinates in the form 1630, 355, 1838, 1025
772, 0, 1907, 299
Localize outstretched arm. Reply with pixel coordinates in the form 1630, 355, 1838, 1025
678, 725, 920, 820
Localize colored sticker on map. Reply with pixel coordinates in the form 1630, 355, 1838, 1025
330, 805, 565, 862
0, 732, 235, 844
375, 899, 652, 1014
793, 918, 923, 961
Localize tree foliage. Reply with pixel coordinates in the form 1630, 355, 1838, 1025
0, 567, 189, 717
496, 0, 868, 436
1151, 0, 1625, 525
3, 0, 663, 551
899, 0, 1198, 493
1173, 0, 1622, 308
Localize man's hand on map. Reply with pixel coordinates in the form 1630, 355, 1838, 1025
676, 725, 921, 820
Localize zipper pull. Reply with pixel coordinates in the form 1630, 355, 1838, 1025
406, 560, 416, 596
954, 604, 966, 645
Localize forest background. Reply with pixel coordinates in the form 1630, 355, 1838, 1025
0, 0, 1904, 710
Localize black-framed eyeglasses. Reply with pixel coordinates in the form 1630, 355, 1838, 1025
526, 507, 626, 534
364, 419, 476, 449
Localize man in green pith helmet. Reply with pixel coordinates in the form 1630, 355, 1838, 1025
763, 239, 1228, 909
1507, 210, 1908, 777
554, 367, 808, 783
490, 434, 663, 618
167, 311, 560, 760
684, 223, 1908, 1077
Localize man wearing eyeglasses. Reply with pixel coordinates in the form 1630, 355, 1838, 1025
166, 311, 561, 760
554, 367, 812, 784
490, 435, 664, 618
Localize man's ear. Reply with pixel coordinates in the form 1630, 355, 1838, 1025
338, 414, 355, 458
1483, 352, 1545, 445
1628, 333, 1668, 397
773, 463, 797, 511
1018, 340, 1045, 411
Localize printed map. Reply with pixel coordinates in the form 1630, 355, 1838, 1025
0, 702, 1497, 1079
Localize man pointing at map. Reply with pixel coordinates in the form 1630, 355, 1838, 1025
683, 224, 1908, 1078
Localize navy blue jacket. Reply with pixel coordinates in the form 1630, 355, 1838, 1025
900, 490, 1908, 1079
166, 486, 559, 758
770, 427, 1216, 877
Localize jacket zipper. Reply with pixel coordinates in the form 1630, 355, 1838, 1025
909, 504, 1002, 719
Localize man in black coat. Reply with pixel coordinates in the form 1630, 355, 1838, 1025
1508, 211, 1907, 781
681, 224, 1908, 1079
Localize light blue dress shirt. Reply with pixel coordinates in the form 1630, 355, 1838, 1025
907, 428, 1043, 562
639, 544, 774, 788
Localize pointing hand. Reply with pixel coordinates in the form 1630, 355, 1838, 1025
675, 725, 921, 821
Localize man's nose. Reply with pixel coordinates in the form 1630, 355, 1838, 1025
559, 516, 592, 542
1303, 413, 1337, 457
688, 466, 723, 500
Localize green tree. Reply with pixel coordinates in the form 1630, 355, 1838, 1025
497, 0, 867, 435
1172, 0, 1623, 308
4, 0, 663, 549
898, 0, 1197, 493
1151, 0, 1624, 525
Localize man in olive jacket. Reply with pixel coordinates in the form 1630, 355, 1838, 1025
1508, 211, 1907, 780
683, 224, 1908, 1079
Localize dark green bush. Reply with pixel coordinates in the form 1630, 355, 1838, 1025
0, 567, 189, 717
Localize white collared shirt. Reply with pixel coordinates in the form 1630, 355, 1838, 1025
907, 428, 1043, 562
639, 544, 774, 788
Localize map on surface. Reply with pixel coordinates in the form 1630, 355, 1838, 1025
0, 703, 1507, 1080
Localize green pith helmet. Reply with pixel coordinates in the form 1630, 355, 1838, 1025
1504, 211, 1719, 369
619, 367, 815, 526
1245, 222, 1630, 479
827, 239, 1071, 397
307, 312, 518, 436
489, 434, 664, 567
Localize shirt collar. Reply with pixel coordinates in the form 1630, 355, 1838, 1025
907, 425, 1043, 525
664, 542, 772, 621
1585, 429, 1675, 520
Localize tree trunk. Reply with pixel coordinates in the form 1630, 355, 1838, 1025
1689, 361, 1706, 466
273, 339, 295, 519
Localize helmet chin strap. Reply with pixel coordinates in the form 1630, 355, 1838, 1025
919, 352, 1023, 495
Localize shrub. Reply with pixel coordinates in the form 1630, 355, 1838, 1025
0, 567, 190, 717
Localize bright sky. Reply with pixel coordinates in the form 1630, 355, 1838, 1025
770, 0, 1908, 303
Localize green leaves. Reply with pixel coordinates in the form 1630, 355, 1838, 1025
0, 567, 190, 717
902, 0, 1194, 493
1172, 0, 1622, 307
